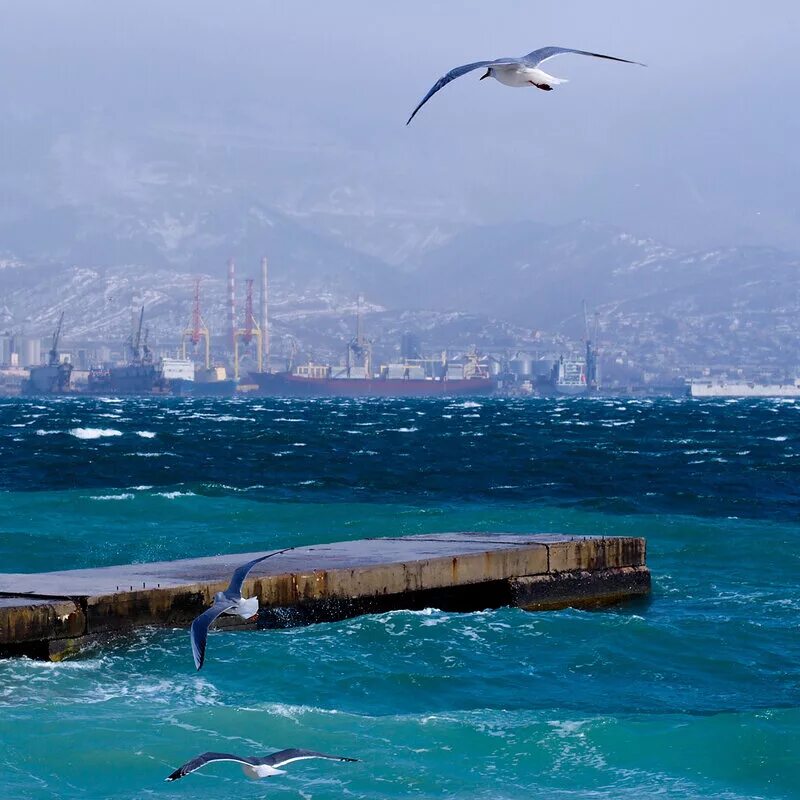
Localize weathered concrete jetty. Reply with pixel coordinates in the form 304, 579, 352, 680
0, 533, 649, 660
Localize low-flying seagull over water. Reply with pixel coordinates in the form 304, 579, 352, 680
190, 549, 290, 670
407, 46, 645, 124
165, 748, 359, 782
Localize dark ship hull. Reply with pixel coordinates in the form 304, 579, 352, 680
186, 379, 238, 397
88, 364, 170, 395
250, 371, 495, 398
22, 363, 73, 395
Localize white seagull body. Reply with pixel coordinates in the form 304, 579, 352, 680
407, 45, 645, 124
189, 549, 290, 670
165, 748, 359, 783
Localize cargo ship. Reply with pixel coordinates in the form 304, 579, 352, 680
545, 303, 601, 397
88, 308, 194, 395
22, 313, 73, 395
251, 362, 495, 398
690, 379, 800, 398
88, 356, 194, 395
187, 366, 237, 397
251, 298, 495, 398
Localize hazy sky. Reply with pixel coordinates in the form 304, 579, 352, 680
2, 1, 799, 251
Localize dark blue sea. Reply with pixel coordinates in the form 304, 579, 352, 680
1, 396, 798, 799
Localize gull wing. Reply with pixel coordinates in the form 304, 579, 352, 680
259, 748, 360, 768
225, 549, 289, 596
165, 751, 258, 781
190, 601, 235, 670
524, 46, 645, 68
406, 58, 520, 125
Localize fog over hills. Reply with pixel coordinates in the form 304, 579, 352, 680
2, 197, 798, 372
1, 1, 799, 372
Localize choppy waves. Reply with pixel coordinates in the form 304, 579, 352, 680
1, 396, 799, 799
1, 396, 799, 521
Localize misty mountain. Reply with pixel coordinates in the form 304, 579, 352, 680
406, 220, 800, 337
0, 194, 403, 299
2, 202, 798, 371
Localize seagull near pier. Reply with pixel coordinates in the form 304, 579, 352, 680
190, 549, 291, 670
407, 46, 645, 124
165, 748, 359, 782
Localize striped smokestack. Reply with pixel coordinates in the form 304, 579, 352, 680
227, 258, 236, 352
260, 256, 269, 372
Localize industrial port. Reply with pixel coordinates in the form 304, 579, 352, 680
1, 255, 797, 399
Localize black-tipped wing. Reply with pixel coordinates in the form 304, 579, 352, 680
524, 46, 645, 68
258, 748, 360, 768
190, 601, 235, 670
165, 751, 257, 781
226, 550, 288, 595
406, 58, 519, 125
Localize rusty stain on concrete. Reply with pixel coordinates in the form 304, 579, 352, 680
0, 533, 649, 660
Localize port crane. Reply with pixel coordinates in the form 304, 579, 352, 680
48, 312, 64, 366
181, 278, 211, 370
345, 294, 372, 377
232, 279, 263, 381
582, 300, 600, 391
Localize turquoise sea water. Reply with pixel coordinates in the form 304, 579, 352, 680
1, 397, 798, 799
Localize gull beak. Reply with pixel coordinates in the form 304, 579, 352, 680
479, 70, 490, 80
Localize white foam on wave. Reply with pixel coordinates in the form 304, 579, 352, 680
70, 427, 123, 440
90, 493, 134, 501
767, 435, 788, 442
136, 431, 156, 438
155, 491, 196, 500
390, 427, 419, 433
35, 429, 60, 436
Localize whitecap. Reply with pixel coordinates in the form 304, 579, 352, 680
70, 427, 123, 440
136, 431, 156, 439
155, 491, 196, 499
90, 493, 134, 501
35, 429, 60, 436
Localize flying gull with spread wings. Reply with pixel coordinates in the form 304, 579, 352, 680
190, 549, 290, 670
407, 46, 645, 124
165, 748, 359, 782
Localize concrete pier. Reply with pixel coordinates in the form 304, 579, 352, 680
0, 533, 649, 660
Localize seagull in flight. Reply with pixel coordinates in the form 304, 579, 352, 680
407, 46, 645, 124
165, 748, 359, 782
190, 549, 290, 670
